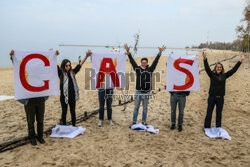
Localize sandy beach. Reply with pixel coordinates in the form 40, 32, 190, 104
0, 50, 249, 167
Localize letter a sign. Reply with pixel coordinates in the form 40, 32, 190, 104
13, 50, 59, 100
166, 54, 200, 91
92, 52, 126, 89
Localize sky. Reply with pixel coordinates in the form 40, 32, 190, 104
0, 0, 247, 67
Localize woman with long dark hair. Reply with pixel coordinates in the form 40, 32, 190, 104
202, 52, 246, 129
58, 50, 92, 126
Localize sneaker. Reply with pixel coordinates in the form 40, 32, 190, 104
170, 124, 175, 130
178, 125, 182, 132
108, 120, 114, 126
30, 138, 37, 146
98, 120, 103, 127
142, 121, 147, 125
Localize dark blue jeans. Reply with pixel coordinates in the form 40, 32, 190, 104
98, 89, 113, 120
170, 93, 186, 125
204, 95, 224, 128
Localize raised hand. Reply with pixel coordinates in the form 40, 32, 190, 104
158, 45, 166, 55
240, 54, 247, 62
56, 50, 60, 56
80, 50, 92, 66
86, 50, 92, 57
9, 49, 14, 62
124, 44, 131, 55
9, 50, 14, 57
202, 52, 207, 59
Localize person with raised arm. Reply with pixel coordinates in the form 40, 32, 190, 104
202, 52, 247, 129
124, 44, 166, 126
9, 49, 60, 146
58, 50, 92, 126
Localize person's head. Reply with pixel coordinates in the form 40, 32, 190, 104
213, 62, 224, 74
140, 57, 148, 68
61, 59, 72, 72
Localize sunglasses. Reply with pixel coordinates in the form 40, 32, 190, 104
65, 64, 71, 67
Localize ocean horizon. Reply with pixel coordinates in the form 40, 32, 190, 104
1, 48, 201, 68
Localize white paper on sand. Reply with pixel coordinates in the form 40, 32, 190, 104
204, 127, 231, 140
91, 52, 126, 89
166, 54, 200, 91
131, 123, 159, 134
13, 50, 59, 100
50, 125, 86, 138
0, 95, 14, 101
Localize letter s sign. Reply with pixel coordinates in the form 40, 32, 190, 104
173, 58, 194, 90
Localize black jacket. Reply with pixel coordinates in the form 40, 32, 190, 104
57, 64, 81, 100
204, 59, 241, 96
128, 53, 161, 92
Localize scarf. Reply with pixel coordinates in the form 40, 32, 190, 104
62, 70, 79, 104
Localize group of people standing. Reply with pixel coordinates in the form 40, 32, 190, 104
9, 46, 246, 146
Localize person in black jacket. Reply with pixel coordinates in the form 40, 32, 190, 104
124, 44, 166, 126
203, 52, 246, 128
58, 50, 92, 126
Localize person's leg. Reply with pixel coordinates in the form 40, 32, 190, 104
142, 92, 150, 124
24, 100, 36, 139
215, 97, 224, 127
98, 89, 105, 126
204, 95, 216, 128
35, 98, 45, 139
132, 91, 142, 124
170, 94, 178, 127
177, 95, 186, 132
60, 96, 68, 125
178, 95, 186, 126
69, 99, 76, 126
106, 89, 113, 121
24, 99, 37, 145
35, 98, 46, 144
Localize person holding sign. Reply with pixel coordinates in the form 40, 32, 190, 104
91, 52, 126, 127
202, 52, 247, 129
124, 44, 166, 126
58, 50, 92, 126
9, 49, 59, 146
166, 54, 200, 132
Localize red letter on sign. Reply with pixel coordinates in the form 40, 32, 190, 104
19, 54, 50, 92
96, 58, 120, 88
173, 58, 194, 90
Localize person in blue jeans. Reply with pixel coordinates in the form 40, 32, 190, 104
124, 44, 166, 126
133, 91, 150, 124
169, 91, 190, 132
98, 89, 114, 127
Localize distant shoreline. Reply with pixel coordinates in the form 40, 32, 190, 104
3, 48, 245, 70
